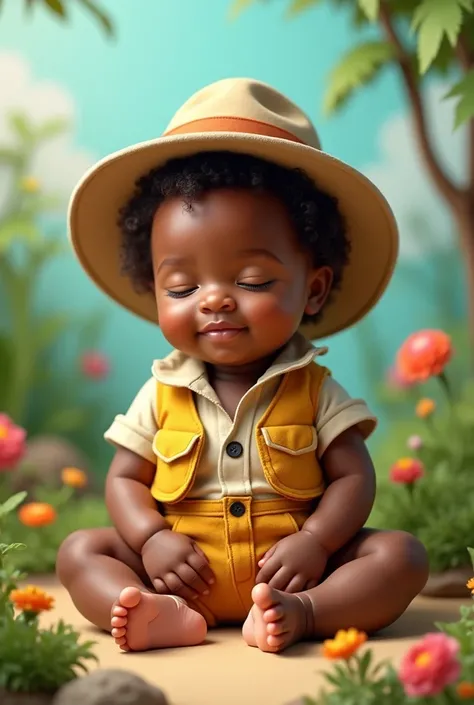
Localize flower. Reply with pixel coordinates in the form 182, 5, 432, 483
386, 365, 414, 390
19, 176, 40, 193
61, 466, 88, 488
390, 458, 424, 484
396, 329, 452, 383
9, 585, 54, 613
0, 413, 26, 470
467, 577, 474, 593
80, 351, 109, 379
416, 398, 436, 418
407, 435, 423, 451
18, 502, 57, 527
457, 682, 474, 699
399, 633, 461, 697
322, 628, 367, 659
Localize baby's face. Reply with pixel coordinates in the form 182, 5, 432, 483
150, 187, 332, 367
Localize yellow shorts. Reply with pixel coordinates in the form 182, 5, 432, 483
163, 496, 313, 626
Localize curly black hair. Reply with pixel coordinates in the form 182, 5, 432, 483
118, 150, 350, 324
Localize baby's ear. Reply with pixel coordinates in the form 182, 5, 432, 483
305, 267, 333, 316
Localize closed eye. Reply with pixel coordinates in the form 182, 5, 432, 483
166, 287, 198, 299
238, 281, 275, 291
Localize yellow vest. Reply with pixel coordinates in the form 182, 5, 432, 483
151, 362, 329, 504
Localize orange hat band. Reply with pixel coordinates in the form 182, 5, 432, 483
164, 116, 306, 145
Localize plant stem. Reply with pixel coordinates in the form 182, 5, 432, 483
438, 371, 454, 404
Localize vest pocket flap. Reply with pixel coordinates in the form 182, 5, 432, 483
152, 430, 200, 463
261, 425, 318, 455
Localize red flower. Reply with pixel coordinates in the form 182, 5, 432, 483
396, 330, 452, 383
0, 414, 26, 471
399, 633, 461, 697
386, 365, 414, 390
80, 351, 109, 379
390, 458, 424, 484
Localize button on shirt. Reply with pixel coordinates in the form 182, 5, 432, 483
104, 332, 377, 500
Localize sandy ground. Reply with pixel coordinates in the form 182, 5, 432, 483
33, 576, 469, 705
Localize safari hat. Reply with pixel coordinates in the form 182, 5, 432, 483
68, 77, 398, 340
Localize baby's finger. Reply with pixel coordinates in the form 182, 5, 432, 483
305, 579, 318, 590
268, 567, 293, 591
178, 562, 210, 596
188, 548, 215, 586
163, 571, 198, 602
285, 574, 307, 593
153, 578, 168, 594
255, 557, 280, 584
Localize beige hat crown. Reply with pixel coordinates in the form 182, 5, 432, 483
68, 77, 398, 340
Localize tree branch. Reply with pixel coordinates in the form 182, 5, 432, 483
378, 3, 462, 209
456, 35, 474, 197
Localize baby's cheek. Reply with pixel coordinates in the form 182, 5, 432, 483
157, 302, 193, 340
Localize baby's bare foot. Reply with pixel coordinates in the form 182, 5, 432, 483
242, 583, 308, 653
110, 587, 207, 651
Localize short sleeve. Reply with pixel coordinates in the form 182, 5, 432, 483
315, 376, 377, 457
103, 377, 157, 462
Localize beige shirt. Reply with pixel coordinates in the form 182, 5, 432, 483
104, 332, 377, 500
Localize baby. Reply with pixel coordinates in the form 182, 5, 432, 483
57, 78, 429, 653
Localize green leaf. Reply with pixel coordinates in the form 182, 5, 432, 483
8, 113, 32, 142
42, 0, 66, 17
228, 0, 259, 19
445, 70, 474, 128
0, 492, 27, 517
34, 312, 70, 352
36, 116, 69, 140
412, 0, 472, 74
1, 543, 27, 555
0, 148, 22, 165
468, 546, 474, 569
0, 216, 41, 253
77, 0, 114, 36
286, 0, 323, 17
358, 0, 380, 21
324, 41, 396, 114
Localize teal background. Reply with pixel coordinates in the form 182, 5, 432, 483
0, 0, 465, 471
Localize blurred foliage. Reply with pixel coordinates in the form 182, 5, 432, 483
0, 110, 108, 464
230, 0, 474, 128
0, 0, 114, 36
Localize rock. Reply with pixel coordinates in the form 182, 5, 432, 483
52, 670, 169, 705
0, 690, 55, 705
421, 566, 473, 598
10, 435, 91, 495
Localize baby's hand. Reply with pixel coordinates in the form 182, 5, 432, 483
141, 529, 215, 602
255, 531, 328, 593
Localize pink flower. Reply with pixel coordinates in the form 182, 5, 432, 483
386, 365, 413, 390
80, 351, 110, 379
408, 435, 423, 451
390, 458, 424, 484
399, 633, 461, 697
0, 414, 27, 471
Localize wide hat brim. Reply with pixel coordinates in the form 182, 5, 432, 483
68, 131, 398, 340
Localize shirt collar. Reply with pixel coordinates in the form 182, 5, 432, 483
151, 331, 328, 388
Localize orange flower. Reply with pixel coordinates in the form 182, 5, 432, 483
416, 398, 436, 419
61, 466, 87, 488
18, 502, 57, 527
322, 628, 367, 659
9, 585, 54, 613
457, 682, 474, 699
390, 458, 424, 484
396, 330, 452, 383
467, 577, 474, 593
20, 176, 40, 193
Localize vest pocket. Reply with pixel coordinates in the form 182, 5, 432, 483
151, 429, 202, 502
259, 425, 324, 498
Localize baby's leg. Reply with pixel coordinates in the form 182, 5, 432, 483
56, 528, 207, 651
245, 529, 429, 652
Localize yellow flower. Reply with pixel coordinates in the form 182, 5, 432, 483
322, 628, 367, 659
457, 682, 474, 699
416, 398, 436, 419
20, 176, 40, 193
467, 577, 474, 594
61, 466, 88, 489
9, 585, 54, 613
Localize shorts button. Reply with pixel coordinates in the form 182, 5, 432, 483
226, 441, 243, 458
230, 501, 245, 517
